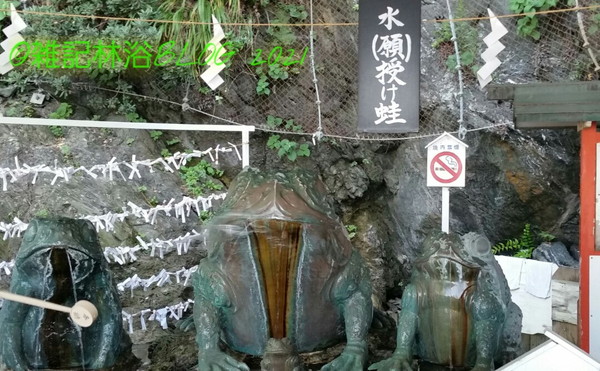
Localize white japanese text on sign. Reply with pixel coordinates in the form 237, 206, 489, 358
372, 7, 412, 126
358, 0, 420, 133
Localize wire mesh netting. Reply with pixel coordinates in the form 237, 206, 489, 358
140, 0, 599, 141
4, 0, 599, 141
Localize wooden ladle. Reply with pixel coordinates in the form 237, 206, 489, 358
0, 290, 98, 327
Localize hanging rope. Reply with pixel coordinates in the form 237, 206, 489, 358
72, 83, 509, 141
309, 0, 324, 144
444, 0, 467, 140
1, 80, 512, 142
575, 0, 600, 72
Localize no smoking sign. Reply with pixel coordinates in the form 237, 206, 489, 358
426, 133, 468, 187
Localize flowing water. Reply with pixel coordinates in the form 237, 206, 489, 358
34, 253, 52, 369
67, 252, 87, 371
29, 248, 87, 370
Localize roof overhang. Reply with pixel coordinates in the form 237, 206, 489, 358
487, 81, 600, 129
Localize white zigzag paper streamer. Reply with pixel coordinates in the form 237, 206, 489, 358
477, 9, 509, 88
0, 260, 14, 278
200, 15, 227, 90
117, 266, 198, 296
0, 193, 226, 239
104, 230, 203, 265
122, 299, 194, 332
0, 4, 27, 75
0, 231, 204, 279
0, 144, 241, 191
0, 298, 194, 333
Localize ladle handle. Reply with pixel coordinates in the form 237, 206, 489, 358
0, 290, 71, 313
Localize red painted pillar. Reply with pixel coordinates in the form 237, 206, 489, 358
580, 121, 600, 351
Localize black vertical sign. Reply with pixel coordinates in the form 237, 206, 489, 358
358, 1, 420, 133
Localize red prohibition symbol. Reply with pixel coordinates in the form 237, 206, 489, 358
430, 151, 462, 184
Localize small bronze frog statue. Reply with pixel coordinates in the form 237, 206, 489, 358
192, 168, 373, 370
0, 217, 132, 370
370, 232, 522, 371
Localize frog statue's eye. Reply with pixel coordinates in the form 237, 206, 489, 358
470, 235, 492, 257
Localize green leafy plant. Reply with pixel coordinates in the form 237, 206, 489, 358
198, 86, 213, 95
200, 210, 214, 222
345, 224, 358, 240
538, 230, 556, 242
267, 135, 310, 162
49, 125, 64, 138
60, 145, 74, 165
23, 104, 35, 117
256, 75, 271, 96
126, 112, 145, 123
492, 223, 536, 258
180, 160, 224, 196
509, 0, 559, 40
433, 0, 480, 76
5, 101, 35, 118
264, 115, 310, 162
150, 130, 163, 141
265, 4, 307, 46
0, 1, 20, 20
60, 145, 71, 157
158, 0, 247, 71
589, 12, 600, 36
137, 185, 159, 206
253, 62, 300, 96
161, 149, 172, 158
49, 103, 73, 119
148, 195, 159, 207
492, 238, 522, 255
101, 127, 114, 136
520, 223, 535, 250
266, 63, 289, 80
266, 115, 302, 132
166, 138, 181, 146
126, 138, 135, 145
35, 209, 50, 218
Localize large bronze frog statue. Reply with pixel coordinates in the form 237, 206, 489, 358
370, 232, 522, 371
0, 217, 132, 370
192, 168, 373, 370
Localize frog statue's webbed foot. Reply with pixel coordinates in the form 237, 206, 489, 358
368, 353, 414, 371
327, 250, 373, 371
197, 350, 250, 371
321, 342, 368, 371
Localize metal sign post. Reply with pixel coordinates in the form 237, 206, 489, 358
442, 187, 450, 233
425, 132, 468, 233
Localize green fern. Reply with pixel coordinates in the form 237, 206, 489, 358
492, 238, 521, 255
520, 223, 535, 250
492, 223, 537, 258
538, 230, 556, 242
514, 248, 534, 259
